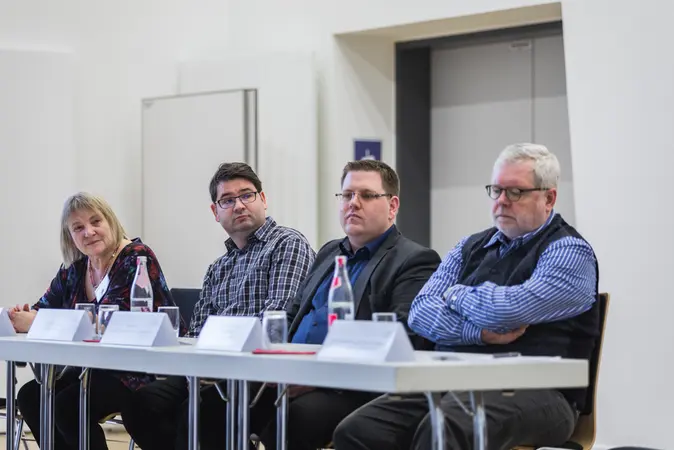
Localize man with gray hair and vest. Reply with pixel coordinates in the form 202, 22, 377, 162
333, 143, 600, 450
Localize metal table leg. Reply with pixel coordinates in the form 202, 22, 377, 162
425, 392, 445, 450
276, 383, 287, 450
470, 392, 487, 450
15, 417, 25, 450
78, 368, 91, 450
237, 381, 249, 450
225, 380, 236, 450
6, 361, 16, 450
39, 364, 56, 450
187, 376, 200, 450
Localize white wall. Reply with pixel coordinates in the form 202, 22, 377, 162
563, 0, 674, 447
0, 50, 75, 296
0, 48, 76, 402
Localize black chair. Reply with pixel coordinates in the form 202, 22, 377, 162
170, 288, 201, 333
609, 448, 662, 450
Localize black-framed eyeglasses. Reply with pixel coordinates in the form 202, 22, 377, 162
335, 192, 393, 203
216, 191, 259, 209
485, 185, 549, 202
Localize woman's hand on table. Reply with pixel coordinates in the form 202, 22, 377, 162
8, 309, 37, 333
9, 303, 31, 314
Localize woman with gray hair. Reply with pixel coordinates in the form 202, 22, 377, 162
8, 192, 177, 450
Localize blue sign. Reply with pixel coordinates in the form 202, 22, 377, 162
354, 139, 381, 161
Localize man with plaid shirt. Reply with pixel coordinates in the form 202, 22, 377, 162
121, 162, 315, 450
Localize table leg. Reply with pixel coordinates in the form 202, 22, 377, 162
424, 392, 444, 450
39, 364, 56, 450
225, 380, 236, 450
78, 368, 91, 450
237, 381, 249, 450
187, 376, 200, 450
276, 383, 287, 450
470, 391, 487, 450
6, 361, 16, 450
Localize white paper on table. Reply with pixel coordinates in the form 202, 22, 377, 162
317, 321, 415, 363
27, 309, 94, 342
99, 311, 179, 347
195, 316, 263, 352
0, 308, 16, 337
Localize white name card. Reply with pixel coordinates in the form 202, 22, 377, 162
317, 321, 415, 363
27, 309, 94, 342
0, 308, 16, 337
100, 311, 179, 347
196, 316, 263, 352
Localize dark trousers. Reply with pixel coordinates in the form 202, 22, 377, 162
254, 387, 378, 450
122, 376, 268, 450
123, 377, 376, 450
16, 368, 133, 450
332, 389, 578, 450
121, 376, 188, 450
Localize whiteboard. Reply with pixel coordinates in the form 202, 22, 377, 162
141, 90, 257, 288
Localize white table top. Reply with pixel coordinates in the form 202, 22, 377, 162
0, 336, 588, 393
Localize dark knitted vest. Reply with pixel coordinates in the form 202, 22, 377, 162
447, 214, 599, 410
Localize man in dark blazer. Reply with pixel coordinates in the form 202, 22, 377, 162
249, 159, 441, 450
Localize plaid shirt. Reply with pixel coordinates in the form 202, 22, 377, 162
187, 216, 315, 337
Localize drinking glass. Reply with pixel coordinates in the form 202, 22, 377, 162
372, 312, 397, 322
97, 304, 119, 338
262, 311, 288, 348
158, 306, 181, 337
75, 303, 97, 337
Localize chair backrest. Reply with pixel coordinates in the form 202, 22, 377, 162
169, 288, 201, 331
581, 292, 610, 415
568, 292, 610, 449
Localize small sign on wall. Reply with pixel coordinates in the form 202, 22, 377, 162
354, 139, 381, 161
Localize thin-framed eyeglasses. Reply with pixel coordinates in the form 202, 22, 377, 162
216, 191, 259, 209
335, 191, 393, 203
485, 185, 549, 202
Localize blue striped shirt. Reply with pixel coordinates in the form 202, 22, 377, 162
408, 212, 597, 346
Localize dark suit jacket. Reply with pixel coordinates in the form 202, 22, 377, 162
287, 226, 441, 349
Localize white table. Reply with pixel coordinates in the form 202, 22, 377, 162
0, 336, 589, 450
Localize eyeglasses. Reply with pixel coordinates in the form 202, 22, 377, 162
485, 185, 549, 202
335, 192, 393, 203
216, 191, 259, 209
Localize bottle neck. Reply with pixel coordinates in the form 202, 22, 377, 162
334, 256, 348, 275
136, 257, 147, 272
133, 257, 151, 288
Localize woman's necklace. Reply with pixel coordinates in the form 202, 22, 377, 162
88, 250, 117, 289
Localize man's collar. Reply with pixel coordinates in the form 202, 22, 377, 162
484, 210, 556, 249
340, 225, 396, 256
225, 216, 276, 252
